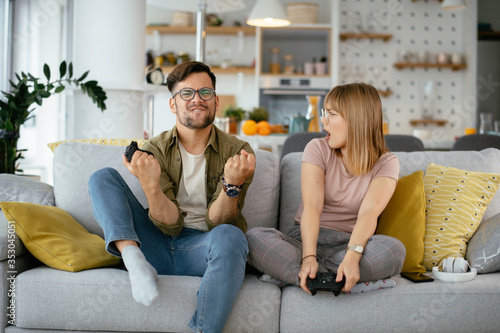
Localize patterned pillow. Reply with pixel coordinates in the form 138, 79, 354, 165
466, 213, 500, 273
47, 138, 148, 153
422, 163, 500, 270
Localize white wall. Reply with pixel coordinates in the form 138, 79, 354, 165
12, 0, 66, 183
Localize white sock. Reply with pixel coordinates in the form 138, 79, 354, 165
121, 245, 159, 306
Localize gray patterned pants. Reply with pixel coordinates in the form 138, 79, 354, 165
246, 223, 406, 286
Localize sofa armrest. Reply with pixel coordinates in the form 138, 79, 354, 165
0, 174, 55, 260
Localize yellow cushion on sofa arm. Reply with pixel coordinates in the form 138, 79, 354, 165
47, 138, 148, 153
0, 201, 121, 272
376, 171, 426, 274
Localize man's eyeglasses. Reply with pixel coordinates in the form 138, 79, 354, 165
172, 87, 215, 101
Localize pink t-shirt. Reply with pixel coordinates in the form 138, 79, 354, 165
294, 138, 399, 233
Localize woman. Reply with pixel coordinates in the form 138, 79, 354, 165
246, 83, 405, 293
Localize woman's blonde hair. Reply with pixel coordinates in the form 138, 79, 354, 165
324, 82, 387, 175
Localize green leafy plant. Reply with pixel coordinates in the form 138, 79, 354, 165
223, 105, 246, 122
0, 61, 107, 174
248, 107, 269, 122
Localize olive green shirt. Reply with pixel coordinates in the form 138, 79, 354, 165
141, 125, 254, 236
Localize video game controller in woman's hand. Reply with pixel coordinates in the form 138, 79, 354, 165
307, 272, 345, 296
124, 141, 154, 162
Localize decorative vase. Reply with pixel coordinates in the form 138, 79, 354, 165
306, 95, 321, 132
0, 130, 21, 174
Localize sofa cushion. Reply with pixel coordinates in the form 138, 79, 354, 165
466, 213, 500, 273
376, 171, 426, 273
278, 153, 303, 235
422, 163, 500, 269
53, 142, 145, 237
279, 273, 500, 333
53, 142, 279, 237
0, 174, 55, 260
243, 149, 280, 230
14, 266, 281, 332
0, 202, 121, 272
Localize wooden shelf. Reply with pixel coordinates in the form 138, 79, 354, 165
157, 66, 255, 75
394, 62, 467, 71
260, 73, 330, 78
478, 31, 500, 41
146, 25, 256, 35
410, 119, 448, 127
339, 33, 393, 42
378, 89, 393, 97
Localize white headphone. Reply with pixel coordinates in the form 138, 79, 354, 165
432, 257, 477, 283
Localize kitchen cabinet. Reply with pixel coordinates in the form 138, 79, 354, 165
146, 25, 256, 75
255, 26, 332, 126
258, 26, 332, 76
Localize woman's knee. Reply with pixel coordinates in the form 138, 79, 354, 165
361, 235, 406, 279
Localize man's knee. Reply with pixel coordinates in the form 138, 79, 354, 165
89, 167, 119, 188
211, 224, 249, 257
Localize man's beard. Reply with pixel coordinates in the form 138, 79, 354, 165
176, 102, 216, 129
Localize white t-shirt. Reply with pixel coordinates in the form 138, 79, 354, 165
176, 141, 208, 231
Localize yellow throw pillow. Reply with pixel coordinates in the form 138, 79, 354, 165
422, 163, 500, 270
0, 202, 121, 272
47, 138, 148, 153
376, 171, 426, 274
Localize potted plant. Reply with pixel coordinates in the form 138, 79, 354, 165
248, 107, 269, 123
0, 61, 107, 174
223, 105, 246, 135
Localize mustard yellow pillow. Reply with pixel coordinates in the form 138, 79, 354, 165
47, 138, 148, 153
0, 202, 121, 272
376, 171, 426, 274
422, 163, 500, 270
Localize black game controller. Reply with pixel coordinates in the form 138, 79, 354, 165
307, 272, 345, 296
124, 141, 154, 162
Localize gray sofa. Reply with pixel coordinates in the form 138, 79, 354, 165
1, 141, 500, 332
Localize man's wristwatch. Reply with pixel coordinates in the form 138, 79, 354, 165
222, 177, 244, 198
346, 245, 364, 255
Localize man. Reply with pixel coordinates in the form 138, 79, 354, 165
88, 61, 256, 333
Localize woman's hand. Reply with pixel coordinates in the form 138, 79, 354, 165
298, 256, 319, 293
336, 251, 361, 292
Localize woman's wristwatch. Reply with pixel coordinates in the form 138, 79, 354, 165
346, 245, 364, 254
222, 177, 244, 198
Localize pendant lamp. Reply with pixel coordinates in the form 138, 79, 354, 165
247, 0, 290, 27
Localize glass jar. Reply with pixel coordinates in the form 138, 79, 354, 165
383, 112, 389, 135
283, 54, 295, 74
270, 48, 281, 74
479, 112, 493, 134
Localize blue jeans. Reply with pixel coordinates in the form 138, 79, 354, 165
88, 168, 249, 333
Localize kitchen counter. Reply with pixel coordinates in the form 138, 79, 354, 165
236, 134, 289, 158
